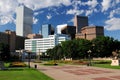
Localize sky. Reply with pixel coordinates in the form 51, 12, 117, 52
0, 0, 120, 40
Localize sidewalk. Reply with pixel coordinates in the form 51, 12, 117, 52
29, 62, 120, 80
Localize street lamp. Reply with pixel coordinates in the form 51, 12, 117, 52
38, 49, 40, 60
0, 51, 1, 61
26, 50, 32, 68
87, 50, 92, 66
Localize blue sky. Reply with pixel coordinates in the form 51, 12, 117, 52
0, 0, 120, 40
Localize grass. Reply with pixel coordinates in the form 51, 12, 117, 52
92, 60, 120, 69
0, 68, 54, 80
0, 62, 54, 80
93, 64, 120, 69
51, 60, 120, 69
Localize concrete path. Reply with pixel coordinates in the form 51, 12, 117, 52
29, 62, 120, 80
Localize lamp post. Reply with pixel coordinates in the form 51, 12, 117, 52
0, 51, 1, 61
38, 49, 40, 60
87, 50, 92, 66
26, 50, 31, 68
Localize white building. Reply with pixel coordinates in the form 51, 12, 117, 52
56, 24, 67, 34
25, 34, 71, 55
16, 6, 33, 37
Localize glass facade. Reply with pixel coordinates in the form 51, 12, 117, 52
32, 40, 36, 52
41, 24, 51, 38
16, 6, 33, 37
25, 34, 71, 55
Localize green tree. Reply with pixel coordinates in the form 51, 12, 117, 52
56, 44, 63, 60
91, 36, 120, 57
0, 43, 10, 61
77, 39, 92, 58
46, 49, 52, 58
46, 44, 63, 60
61, 39, 92, 59
46, 36, 120, 60
61, 40, 73, 58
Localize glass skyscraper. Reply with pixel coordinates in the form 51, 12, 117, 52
16, 6, 33, 37
74, 15, 88, 33
41, 24, 54, 38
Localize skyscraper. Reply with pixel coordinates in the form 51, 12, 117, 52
16, 6, 33, 37
74, 15, 88, 33
41, 24, 54, 38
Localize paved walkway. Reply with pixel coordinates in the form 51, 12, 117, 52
28, 62, 120, 80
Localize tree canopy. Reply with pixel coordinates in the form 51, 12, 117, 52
46, 36, 120, 60
0, 43, 10, 61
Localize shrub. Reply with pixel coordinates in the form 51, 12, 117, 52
93, 60, 111, 64
43, 61, 58, 66
73, 60, 88, 65
9, 62, 26, 67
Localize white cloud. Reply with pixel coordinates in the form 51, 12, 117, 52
84, 0, 98, 8
85, 8, 99, 16
18, 0, 71, 10
105, 17, 120, 30
66, 9, 84, 15
0, 0, 72, 25
0, 0, 18, 15
101, 0, 112, 12
115, 8, 120, 15
109, 10, 115, 18
33, 17, 38, 24
68, 18, 74, 23
86, 10, 93, 16
46, 14, 52, 20
109, 8, 120, 18
34, 12, 39, 16
68, 0, 99, 16
34, 11, 44, 16
0, 15, 15, 25
0, 0, 18, 25
116, 0, 120, 4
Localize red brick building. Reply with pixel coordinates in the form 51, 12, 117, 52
76, 26, 104, 40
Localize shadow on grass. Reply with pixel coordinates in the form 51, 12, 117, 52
0, 67, 28, 71
0, 68, 24, 71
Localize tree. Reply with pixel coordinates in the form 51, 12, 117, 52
46, 44, 63, 60
61, 40, 73, 58
91, 36, 120, 57
77, 39, 92, 58
61, 39, 92, 59
46, 36, 120, 60
56, 44, 63, 60
46, 49, 52, 57
0, 43, 10, 61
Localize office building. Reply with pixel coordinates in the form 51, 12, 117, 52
0, 30, 26, 53
74, 15, 88, 33
16, 6, 33, 37
56, 24, 76, 39
27, 34, 42, 39
41, 24, 54, 38
25, 34, 70, 55
76, 26, 104, 40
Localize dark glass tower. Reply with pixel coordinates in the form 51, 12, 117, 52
74, 15, 88, 33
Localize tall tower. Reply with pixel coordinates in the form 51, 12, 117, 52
16, 6, 33, 37
41, 24, 54, 38
74, 15, 88, 33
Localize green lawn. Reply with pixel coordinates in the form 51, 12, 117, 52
91, 60, 120, 69
93, 64, 120, 69
0, 68, 54, 80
